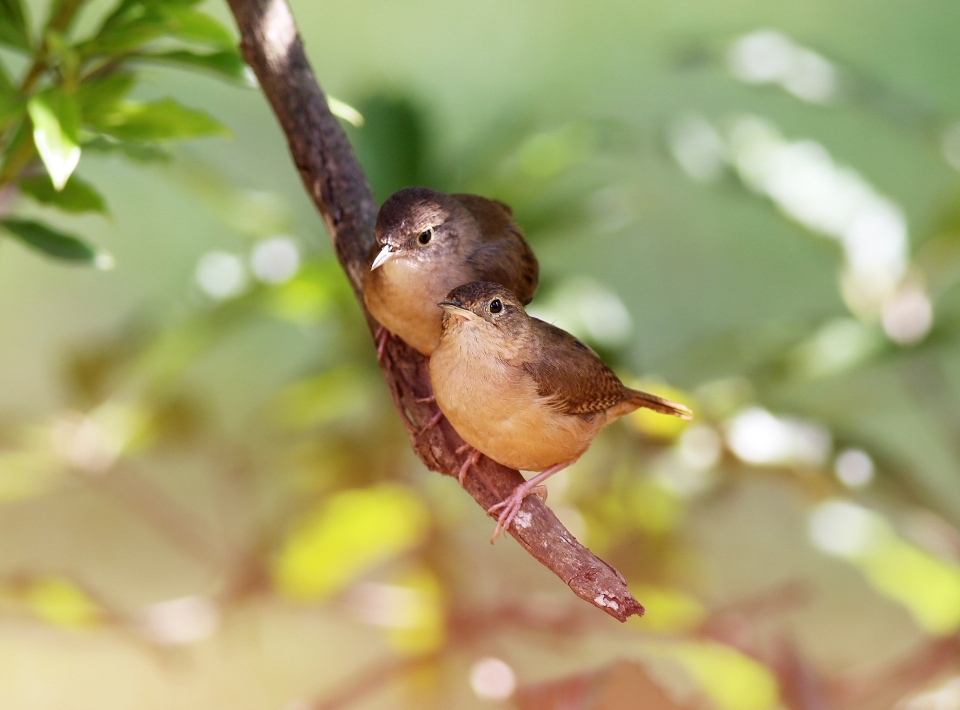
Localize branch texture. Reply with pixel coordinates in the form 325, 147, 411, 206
226, 0, 643, 621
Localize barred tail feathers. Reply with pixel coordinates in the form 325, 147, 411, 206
625, 388, 693, 421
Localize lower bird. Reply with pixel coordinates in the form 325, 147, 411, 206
429, 281, 692, 539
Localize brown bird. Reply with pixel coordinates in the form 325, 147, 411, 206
430, 282, 692, 538
363, 187, 538, 357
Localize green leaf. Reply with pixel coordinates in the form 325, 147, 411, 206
19, 173, 107, 214
0, 218, 103, 264
0, 58, 22, 129
81, 5, 234, 58
27, 89, 81, 190
161, 7, 235, 49
0, 90, 24, 128
82, 134, 170, 162
134, 49, 249, 83
98, 0, 200, 34
76, 72, 136, 120
0, 0, 30, 51
79, 12, 168, 57
92, 98, 229, 141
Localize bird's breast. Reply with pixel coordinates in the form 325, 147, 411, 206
430, 328, 599, 471
364, 258, 457, 355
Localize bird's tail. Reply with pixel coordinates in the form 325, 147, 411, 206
626, 388, 693, 421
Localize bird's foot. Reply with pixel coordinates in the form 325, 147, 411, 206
457, 447, 481, 486
485, 460, 573, 542
487, 481, 546, 542
375, 326, 390, 362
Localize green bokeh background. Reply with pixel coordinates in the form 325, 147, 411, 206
2, 0, 960, 708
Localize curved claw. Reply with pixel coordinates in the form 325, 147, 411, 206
488, 489, 530, 542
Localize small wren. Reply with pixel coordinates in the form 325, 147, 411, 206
429, 282, 692, 538
363, 187, 539, 356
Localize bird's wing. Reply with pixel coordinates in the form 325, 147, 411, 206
520, 319, 630, 416
452, 194, 539, 305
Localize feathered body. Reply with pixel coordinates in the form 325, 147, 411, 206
430, 282, 691, 473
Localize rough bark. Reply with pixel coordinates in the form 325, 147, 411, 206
225, 0, 643, 621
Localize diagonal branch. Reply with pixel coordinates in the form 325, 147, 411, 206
224, 0, 643, 621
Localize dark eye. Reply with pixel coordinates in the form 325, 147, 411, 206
489, 299, 503, 314
418, 228, 433, 245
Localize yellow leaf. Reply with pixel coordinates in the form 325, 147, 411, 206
26, 578, 101, 628
385, 569, 446, 656
273, 484, 429, 601
648, 640, 779, 710
630, 585, 706, 633
0, 451, 64, 501
861, 538, 960, 636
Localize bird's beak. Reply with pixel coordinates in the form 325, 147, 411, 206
438, 300, 480, 321
370, 244, 401, 271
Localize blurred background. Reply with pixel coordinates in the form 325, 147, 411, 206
2, 0, 960, 708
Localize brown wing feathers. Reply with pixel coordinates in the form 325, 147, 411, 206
522, 321, 632, 416
453, 194, 539, 305
523, 320, 692, 420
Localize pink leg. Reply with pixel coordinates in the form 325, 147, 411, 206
416, 409, 444, 437
413, 393, 442, 436
457, 447, 482, 486
487, 461, 573, 542
375, 326, 390, 362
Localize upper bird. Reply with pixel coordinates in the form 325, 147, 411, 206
430, 281, 693, 538
363, 187, 539, 356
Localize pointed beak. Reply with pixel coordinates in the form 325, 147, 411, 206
370, 244, 401, 271
438, 300, 479, 321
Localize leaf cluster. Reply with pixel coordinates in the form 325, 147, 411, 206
0, 0, 242, 264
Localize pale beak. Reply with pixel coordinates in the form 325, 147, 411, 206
438, 300, 480, 321
370, 244, 401, 271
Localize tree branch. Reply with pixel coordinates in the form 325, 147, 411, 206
225, 0, 643, 621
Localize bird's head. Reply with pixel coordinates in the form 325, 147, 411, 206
370, 187, 467, 270
438, 281, 527, 334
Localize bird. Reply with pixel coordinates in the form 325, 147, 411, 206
429, 281, 692, 539
363, 187, 539, 358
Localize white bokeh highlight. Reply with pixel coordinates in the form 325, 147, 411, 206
251, 236, 300, 284
808, 499, 887, 558
728, 30, 837, 103
527, 277, 632, 348
196, 251, 248, 300
726, 407, 831, 467
139, 596, 220, 645
834, 448, 875, 488
469, 657, 516, 701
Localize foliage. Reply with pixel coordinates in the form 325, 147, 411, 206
0, 0, 241, 265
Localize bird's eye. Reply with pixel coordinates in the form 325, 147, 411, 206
489, 299, 503, 314
418, 228, 433, 245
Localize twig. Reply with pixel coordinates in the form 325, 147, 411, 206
224, 0, 643, 621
